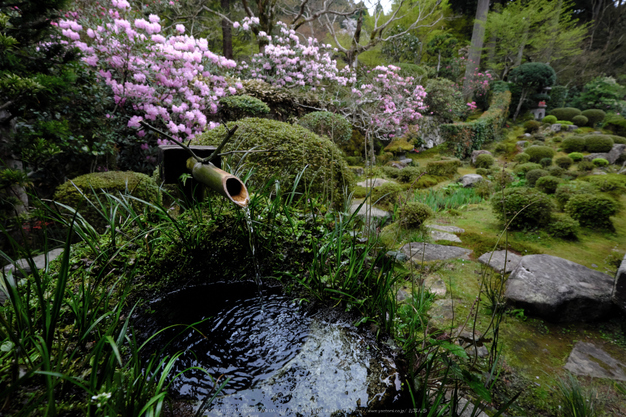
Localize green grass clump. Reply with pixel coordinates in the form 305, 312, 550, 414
592, 158, 609, 167
399, 201, 433, 229
568, 152, 584, 161
371, 182, 404, 206
555, 374, 599, 417
547, 213, 578, 239
426, 159, 461, 177
513, 153, 530, 164
412, 187, 483, 212
514, 163, 543, 176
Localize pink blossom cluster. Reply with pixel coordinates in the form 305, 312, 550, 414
59, 1, 239, 143
463, 69, 493, 98
237, 21, 354, 89
350, 65, 427, 137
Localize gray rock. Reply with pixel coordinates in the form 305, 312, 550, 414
349, 203, 390, 220
524, 133, 532, 137
425, 275, 447, 297
418, 116, 445, 149
458, 174, 484, 188
386, 250, 409, 263
608, 144, 626, 164
478, 250, 522, 274
567, 125, 579, 131
430, 230, 462, 243
564, 342, 626, 381
516, 140, 529, 150
550, 124, 562, 132
399, 158, 414, 165
505, 255, 614, 322
427, 224, 465, 234
613, 253, 626, 313
471, 150, 492, 166
205, 319, 400, 416
2, 248, 64, 279
401, 242, 471, 263
390, 162, 406, 169
356, 178, 392, 188
583, 152, 610, 162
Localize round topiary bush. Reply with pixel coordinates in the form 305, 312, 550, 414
580, 109, 606, 127
561, 136, 586, 153
572, 115, 589, 127
555, 181, 597, 210
298, 111, 352, 144
547, 166, 565, 177
475, 168, 490, 176
555, 156, 573, 169
371, 182, 404, 206
525, 146, 555, 163
535, 175, 562, 194
609, 135, 626, 145
547, 214, 578, 239
568, 152, 584, 162
490, 187, 555, 230
565, 194, 619, 230
514, 162, 543, 176
53, 171, 159, 232
526, 169, 549, 187
475, 153, 495, 169
539, 157, 553, 168
396, 167, 424, 183
592, 158, 609, 167
491, 170, 515, 187
542, 115, 557, 124
399, 201, 433, 229
577, 160, 595, 171
219, 95, 270, 121
196, 118, 354, 206
550, 107, 582, 122
513, 153, 531, 164
585, 135, 614, 153
524, 120, 541, 133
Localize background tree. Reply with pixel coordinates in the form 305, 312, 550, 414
462, 0, 489, 100
509, 62, 556, 120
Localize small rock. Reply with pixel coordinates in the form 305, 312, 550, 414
564, 342, 626, 381
386, 250, 409, 263
458, 174, 484, 188
550, 124, 562, 132
567, 125, 578, 131
2, 248, 64, 279
466, 345, 489, 358
399, 158, 414, 166
471, 150, 492, 166
401, 243, 471, 263
424, 275, 447, 297
427, 224, 465, 234
516, 140, 529, 150
524, 133, 532, 137
478, 250, 522, 274
430, 230, 462, 243
583, 152, 610, 162
349, 203, 390, 221
356, 178, 392, 188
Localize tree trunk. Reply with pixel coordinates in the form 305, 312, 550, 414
348, 12, 364, 68
513, 88, 528, 121
514, 24, 529, 67
463, 0, 490, 100
221, 0, 233, 59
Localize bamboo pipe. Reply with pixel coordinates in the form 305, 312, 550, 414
186, 158, 249, 208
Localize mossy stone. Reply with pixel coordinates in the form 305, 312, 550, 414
384, 138, 414, 154
196, 118, 354, 206
53, 171, 159, 232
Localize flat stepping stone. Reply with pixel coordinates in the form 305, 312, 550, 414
424, 275, 447, 297
564, 342, 626, 381
430, 230, 462, 243
505, 255, 614, 322
427, 224, 465, 234
356, 178, 392, 188
478, 250, 522, 274
349, 203, 390, 219
401, 242, 471, 263
1, 248, 64, 305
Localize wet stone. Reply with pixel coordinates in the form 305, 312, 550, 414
204, 319, 400, 416
564, 342, 626, 381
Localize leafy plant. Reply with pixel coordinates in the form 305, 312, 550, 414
491, 187, 555, 229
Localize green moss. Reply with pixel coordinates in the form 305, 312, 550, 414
196, 118, 354, 207
426, 159, 461, 177
384, 137, 415, 153
53, 171, 159, 232
297, 111, 352, 143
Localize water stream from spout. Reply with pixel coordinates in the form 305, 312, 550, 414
243, 207, 264, 303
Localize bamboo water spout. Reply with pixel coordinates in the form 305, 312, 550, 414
186, 158, 249, 208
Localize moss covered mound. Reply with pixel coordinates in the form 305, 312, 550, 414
53, 171, 159, 231
196, 118, 354, 206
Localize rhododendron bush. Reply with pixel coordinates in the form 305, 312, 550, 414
60, 0, 238, 143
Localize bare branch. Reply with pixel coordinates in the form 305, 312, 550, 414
201, 5, 234, 25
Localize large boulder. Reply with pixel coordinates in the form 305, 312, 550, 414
613, 253, 626, 313
196, 118, 354, 207
478, 250, 522, 274
505, 255, 614, 322
608, 144, 626, 164
458, 174, 484, 188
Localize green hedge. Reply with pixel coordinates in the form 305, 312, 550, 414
426, 159, 462, 177
585, 135, 614, 153
580, 109, 606, 127
441, 90, 511, 158
572, 115, 588, 127
561, 136, 586, 153
549, 107, 581, 122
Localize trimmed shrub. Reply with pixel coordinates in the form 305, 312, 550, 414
547, 214, 578, 239
475, 168, 490, 176
555, 156, 573, 169
491, 187, 555, 229
555, 181, 597, 210
426, 159, 461, 177
219, 95, 270, 121
572, 115, 588, 127
580, 109, 606, 127
515, 162, 543, 176
550, 107, 582, 122
584, 175, 626, 193
561, 136, 586, 153
396, 167, 425, 183
539, 157, 553, 168
542, 115, 557, 124
556, 120, 573, 125
592, 158, 609, 167
526, 169, 549, 187
532, 132, 546, 142
475, 154, 495, 169
298, 111, 352, 143
53, 171, 159, 232
524, 120, 541, 133
513, 153, 531, 164
568, 152, 584, 162
475, 180, 495, 198
399, 201, 433, 229
196, 118, 354, 206
577, 160, 595, 171
525, 145, 555, 163
535, 175, 562, 194
547, 166, 565, 177
565, 194, 619, 230
604, 113, 626, 136
609, 135, 626, 145
371, 182, 404, 206
491, 170, 515, 187
585, 135, 614, 153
